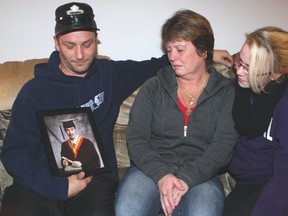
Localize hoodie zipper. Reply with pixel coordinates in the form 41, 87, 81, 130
184, 125, 188, 137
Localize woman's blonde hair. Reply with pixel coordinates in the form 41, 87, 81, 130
246, 26, 288, 93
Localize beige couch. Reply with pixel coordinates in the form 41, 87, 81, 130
0, 56, 235, 211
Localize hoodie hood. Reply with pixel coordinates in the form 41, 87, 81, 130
158, 65, 232, 104
34, 51, 97, 82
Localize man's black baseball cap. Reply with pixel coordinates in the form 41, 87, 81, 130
55, 2, 99, 36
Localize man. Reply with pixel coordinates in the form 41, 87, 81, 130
0, 2, 232, 216
0, 2, 169, 215
61, 120, 100, 173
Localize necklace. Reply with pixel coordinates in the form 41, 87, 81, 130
178, 73, 209, 116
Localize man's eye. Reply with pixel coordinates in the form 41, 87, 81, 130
65, 44, 74, 49
83, 43, 92, 48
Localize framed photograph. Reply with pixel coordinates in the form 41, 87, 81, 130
37, 107, 110, 177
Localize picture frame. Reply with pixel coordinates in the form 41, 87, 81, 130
37, 107, 110, 177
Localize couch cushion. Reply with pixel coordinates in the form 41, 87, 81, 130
0, 59, 48, 111
0, 110, 13, 205
0, 55, 110, 112
113, 89, 139, 170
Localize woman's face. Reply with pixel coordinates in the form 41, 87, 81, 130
235, 43, 250, 88
166, 39, 206, 77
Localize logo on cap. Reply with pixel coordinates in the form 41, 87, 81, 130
66, 5, 84, 16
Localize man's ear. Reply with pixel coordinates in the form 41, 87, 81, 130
54, 35, 60, 51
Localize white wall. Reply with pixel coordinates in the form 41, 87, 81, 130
2, 0, 288, 63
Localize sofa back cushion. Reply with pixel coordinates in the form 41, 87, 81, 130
0, 55, 111, 112
0, 59, 48, 111
0, 110, 13, 205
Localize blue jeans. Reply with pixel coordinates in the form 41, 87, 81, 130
115, 165, 225, 216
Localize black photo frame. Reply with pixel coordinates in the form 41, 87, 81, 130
37, 107, 110, 177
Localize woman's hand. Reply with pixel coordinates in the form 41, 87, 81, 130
158, 174, 186, 216
172, 179, 189, 206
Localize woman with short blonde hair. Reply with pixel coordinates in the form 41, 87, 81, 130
225, 26, 288, 216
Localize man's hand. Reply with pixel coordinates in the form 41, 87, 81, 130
62, 159, 69, 167
67, 172, 92, 198
213, 49, 234, 67
72, 160, 82, 168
